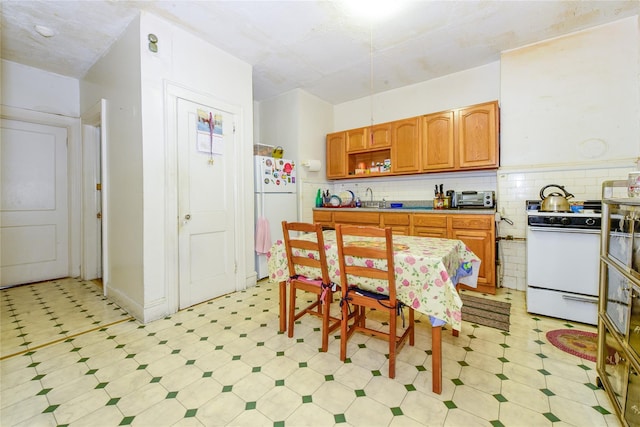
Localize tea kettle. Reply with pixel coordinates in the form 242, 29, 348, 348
539, 184, 574, 212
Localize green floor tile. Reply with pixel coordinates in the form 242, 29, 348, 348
118, 417, 135, 426
592, 405, 611, 415
444, 401, 457, 409
543, 413, 560, 422
106, 397, 120, 406
493, 393, 507, 402
540, 388, 554, 396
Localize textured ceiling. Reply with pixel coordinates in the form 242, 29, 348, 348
1, 1, 638, 104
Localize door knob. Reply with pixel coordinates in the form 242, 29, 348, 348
184, 214, 191, 220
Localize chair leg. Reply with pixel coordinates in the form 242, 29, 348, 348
279, 281, 287, 333
389, 307, 397, 379
340, 297, 349, 361
287, 283, 296, 338
321, 290, 330, 352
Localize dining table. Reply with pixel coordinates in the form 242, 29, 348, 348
266, 229, 480, 394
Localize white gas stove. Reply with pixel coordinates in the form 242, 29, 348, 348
525, 201, 602, 325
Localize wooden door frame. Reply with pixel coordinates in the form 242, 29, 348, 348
0, 106, 82, 281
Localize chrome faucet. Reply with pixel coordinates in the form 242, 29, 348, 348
365, 187, 373, 202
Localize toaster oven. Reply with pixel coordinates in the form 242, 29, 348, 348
454, 191, 495, 208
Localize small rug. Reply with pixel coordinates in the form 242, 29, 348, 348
460, 294, 511, 331
546, 329, 598, 362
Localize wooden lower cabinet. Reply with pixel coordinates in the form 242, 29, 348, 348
380, 212, 411, 235
313, 210, 496, 293
449, 220, 495, 294
412, 214, 448, 238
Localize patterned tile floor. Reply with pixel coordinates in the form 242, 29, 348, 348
0, 277, 620, 426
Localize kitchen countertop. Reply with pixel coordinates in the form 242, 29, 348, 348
313, 207, 496, 215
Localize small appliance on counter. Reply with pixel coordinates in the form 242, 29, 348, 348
454, 191, 495, 208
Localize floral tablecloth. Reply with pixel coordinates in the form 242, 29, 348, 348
267, 230, 480, 331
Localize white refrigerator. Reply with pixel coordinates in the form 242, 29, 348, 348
254, 155, 298, 279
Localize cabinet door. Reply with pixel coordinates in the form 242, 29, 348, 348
346, 127, 369, 152
326, 132, 347, 179
370, 123, 391, 149
457, 101, 499, 170
450, 228, 494, 289
412, 214, 447, 237
313, 210, 333, 227
334, 211, 380, 225
391, 117, 420, 173
421, 111, 455, 171
413, 228, 448, 238
381, 212, 411, 235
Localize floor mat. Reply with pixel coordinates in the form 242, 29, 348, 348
460, 293, 511, 331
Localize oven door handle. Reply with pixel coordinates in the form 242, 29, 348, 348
528, 226, 601, 235
562, 294, 599, 304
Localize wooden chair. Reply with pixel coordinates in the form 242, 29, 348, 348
335, 224, 415, 379
282, 221, 341, 352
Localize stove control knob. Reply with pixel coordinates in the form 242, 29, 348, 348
586, 218, 596, 226
560, 217, 572, 226
547, 217, 557, 224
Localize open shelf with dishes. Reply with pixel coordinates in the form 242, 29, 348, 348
347, 149, 391, 177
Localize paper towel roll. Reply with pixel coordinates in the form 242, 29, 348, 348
303, 160, 321, 172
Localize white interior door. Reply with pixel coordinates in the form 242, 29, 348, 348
177, 98, 236, 308
1, 119, 69, 287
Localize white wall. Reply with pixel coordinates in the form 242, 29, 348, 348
81, 12, 253, 322
80, 17, 145, 312
138, 12, 254, 321
303, 16, 639, 292
257, 89, 333, 223
1, 59, 80, 117
501, 16, 639, 167
333, 61, 500, 131
496, 16, 640, 291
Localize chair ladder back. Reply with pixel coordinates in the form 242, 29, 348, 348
335, 224, 396, 300
282, 221, 329, 284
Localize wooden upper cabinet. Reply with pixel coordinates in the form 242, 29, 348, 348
346, 127, 369, 152
325, 100, 499, 180
391, 117, 420, 173
457, 101, 499, 170
370, 123, 392, 149
326, 131, 347, 179
421, 111, 455, 171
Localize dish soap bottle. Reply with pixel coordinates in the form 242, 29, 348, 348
315, 189, 323, 207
